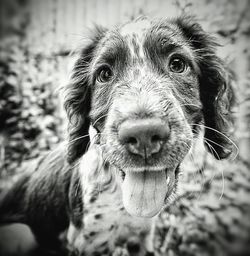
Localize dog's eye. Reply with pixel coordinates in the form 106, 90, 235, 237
169, 57, 186, 73
96, 66, 113, 83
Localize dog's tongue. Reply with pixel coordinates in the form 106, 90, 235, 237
122, 170, 168, 218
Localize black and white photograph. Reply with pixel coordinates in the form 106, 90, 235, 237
0, 0, 249, 255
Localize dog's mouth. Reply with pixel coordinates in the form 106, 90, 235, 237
118, 167, 176, 218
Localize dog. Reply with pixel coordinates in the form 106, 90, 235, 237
0, 16, 234, 256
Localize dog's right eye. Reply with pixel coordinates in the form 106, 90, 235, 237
96, 66, 113, 83
169, 56, 187, 73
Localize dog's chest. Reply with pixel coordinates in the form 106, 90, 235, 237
81, 184, 152, 254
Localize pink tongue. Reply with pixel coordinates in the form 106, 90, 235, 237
122, 171, 168, 218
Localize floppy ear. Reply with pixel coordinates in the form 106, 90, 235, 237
176, 16, 235, 159
64, 26, 107, 164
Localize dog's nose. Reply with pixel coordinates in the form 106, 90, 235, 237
118, 119, 170, 158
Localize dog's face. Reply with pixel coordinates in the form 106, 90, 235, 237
65, 17, 234, 218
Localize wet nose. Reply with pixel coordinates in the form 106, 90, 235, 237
118, 118, 170, 158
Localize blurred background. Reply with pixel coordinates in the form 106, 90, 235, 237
0, 0, 249, 255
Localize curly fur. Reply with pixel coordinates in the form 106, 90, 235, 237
65, 16, 234, 164
64, 26, 107, 163
175, 17, 234, 158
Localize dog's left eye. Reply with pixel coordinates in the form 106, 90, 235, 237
96, 66, 113, 83
169, 57, 186, 73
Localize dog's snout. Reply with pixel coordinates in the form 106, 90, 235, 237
118, 119, 170, 158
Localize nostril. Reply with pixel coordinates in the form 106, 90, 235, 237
126, 137, 138, 145
125, 136, 141, 155
151, 134, 161, 143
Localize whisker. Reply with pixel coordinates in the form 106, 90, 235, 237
70, 159, 81, 170
182, 141, 203, 199
202, 140, 225, 199
203, 137, 237, 161
186, 135, 221, 194
190, 123, 239, 158
92, 114, 108, 128
67, 134, 90, 146
203, 139, 221, 160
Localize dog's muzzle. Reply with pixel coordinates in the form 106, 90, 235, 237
117, 118, 174, 218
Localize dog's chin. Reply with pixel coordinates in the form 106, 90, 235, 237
118, 166, 177, 218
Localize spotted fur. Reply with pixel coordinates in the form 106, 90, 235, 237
0, 16, 234, 256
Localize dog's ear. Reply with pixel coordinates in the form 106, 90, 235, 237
64, 26, 107, 164
175, 16, 235, 159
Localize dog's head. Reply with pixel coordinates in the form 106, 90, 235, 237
64, 17, 234, 218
